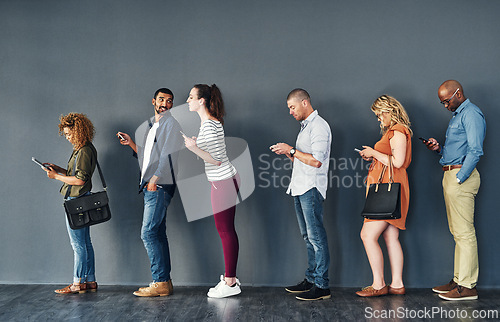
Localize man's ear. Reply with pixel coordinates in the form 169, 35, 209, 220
152, 98, 156, 106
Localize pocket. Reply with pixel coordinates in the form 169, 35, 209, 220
68, 212, 90, 228
448, 123, 465, 136
144, 189, 159, 204
88, 206, 111, 222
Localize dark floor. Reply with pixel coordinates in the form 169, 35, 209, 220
0, 285, 498, 321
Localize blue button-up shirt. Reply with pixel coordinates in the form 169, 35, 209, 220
287, 110, 332, 199
439, 99, 486, 182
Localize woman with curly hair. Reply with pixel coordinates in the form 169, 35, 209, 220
43, 113, 98, 294
356, 95, 412, 297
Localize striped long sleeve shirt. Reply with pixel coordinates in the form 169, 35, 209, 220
196, 119, 237, 181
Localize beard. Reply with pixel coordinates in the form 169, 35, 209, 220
155, 106, 168, 114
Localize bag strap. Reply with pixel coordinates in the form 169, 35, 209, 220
376, 163, 387, 184
64, 149, 107, 199
388, 155, 395, 184
374, 162, 384, 193
387, 155, 395, 192
374, 155, 395, 192
95, 160, 107, 189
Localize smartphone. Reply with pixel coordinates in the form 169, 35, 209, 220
418, 137, 428, 143
118, 133, 125, 141
32, 157, 49, 170
354, 148, 361, 153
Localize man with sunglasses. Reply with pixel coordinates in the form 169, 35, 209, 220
424, 80, 486, 301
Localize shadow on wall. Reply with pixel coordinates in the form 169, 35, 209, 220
96, 121, 149, 284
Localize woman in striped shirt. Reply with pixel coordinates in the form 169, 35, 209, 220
183, 84, 242, 298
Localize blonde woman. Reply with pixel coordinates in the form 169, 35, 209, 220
44, 113, 98, 294
356, 95, 412, 297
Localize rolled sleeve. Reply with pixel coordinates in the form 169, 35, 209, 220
75, 146, 93, 182
289, 110, 332, 199
310, 124, 330, 164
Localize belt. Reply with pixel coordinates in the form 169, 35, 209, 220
443, 165, 462, 171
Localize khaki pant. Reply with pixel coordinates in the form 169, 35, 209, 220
442, 168, 480, 288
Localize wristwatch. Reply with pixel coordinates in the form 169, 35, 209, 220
290, 147, 296, 157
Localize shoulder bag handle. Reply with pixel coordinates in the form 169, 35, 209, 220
375, 155, 394, 192
387, 155, 395, 192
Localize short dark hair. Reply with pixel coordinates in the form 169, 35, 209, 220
287, 88, 310, 102
153, 88, 174, 100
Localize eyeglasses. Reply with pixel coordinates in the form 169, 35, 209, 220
440, 88, 459, 105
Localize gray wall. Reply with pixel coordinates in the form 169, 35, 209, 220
1, 0, 499, 288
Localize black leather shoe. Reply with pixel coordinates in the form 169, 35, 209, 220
285, 279, 314, 293
296, 285, 331, 301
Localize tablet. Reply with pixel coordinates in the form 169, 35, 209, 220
32, 157, 48, 170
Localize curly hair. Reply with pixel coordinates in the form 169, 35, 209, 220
371, 95, 413, 137
58, 113, 95, 150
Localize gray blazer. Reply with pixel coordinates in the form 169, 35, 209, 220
134, 111, 183, 192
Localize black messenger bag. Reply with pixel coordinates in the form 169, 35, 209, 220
63, 155, 111, 229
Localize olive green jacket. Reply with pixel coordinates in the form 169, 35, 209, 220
60, 142, 97, 198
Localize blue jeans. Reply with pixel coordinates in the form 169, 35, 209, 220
293, 188, 330, 289
65, 193, 95, 283
141, 185, 175, 282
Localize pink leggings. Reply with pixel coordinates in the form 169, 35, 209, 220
211, 174, 241, 278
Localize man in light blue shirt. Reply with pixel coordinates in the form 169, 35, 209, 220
270, 88, 332, 301
425, 80, 486, 301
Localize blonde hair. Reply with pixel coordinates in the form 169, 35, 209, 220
371, 95, 413, 136
58, 113, 95, 150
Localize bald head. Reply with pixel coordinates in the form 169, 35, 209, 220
439, 80, 464, 96
438, 80, 466, 112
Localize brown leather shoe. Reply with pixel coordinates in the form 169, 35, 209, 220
388, 285, 406, 295
432, 279, 457, 294
133, 280, 173, 297
55, 283, 87, 294
356, 285, 389, 297
439, 285, 478, 301
86, 281, 98, 292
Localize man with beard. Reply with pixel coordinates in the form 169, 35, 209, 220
270, 88, 332, 301
118, 88, 182, 297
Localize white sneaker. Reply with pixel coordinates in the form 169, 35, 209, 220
209, 275, 225, 293
207, 278, 241, 298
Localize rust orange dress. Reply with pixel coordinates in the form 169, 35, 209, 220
364, 124, 412, 230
